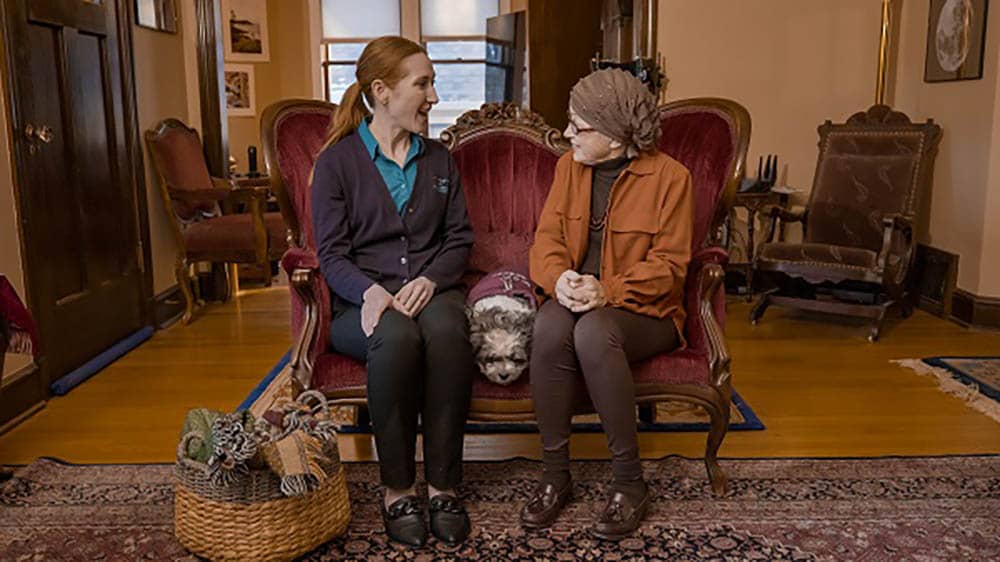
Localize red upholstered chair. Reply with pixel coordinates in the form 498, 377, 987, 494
268, 100, 748, 495
145, 119, 288, 323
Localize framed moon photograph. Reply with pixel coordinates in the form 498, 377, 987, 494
924, 0, 989, 82
224, 64, 256, 117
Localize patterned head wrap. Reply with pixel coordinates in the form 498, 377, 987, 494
569, 68, 660, 153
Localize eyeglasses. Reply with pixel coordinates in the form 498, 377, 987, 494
565, 113, 596, 135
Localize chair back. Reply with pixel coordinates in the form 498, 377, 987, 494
260, 99, 338, 250
144, 119, 219, 222
658, 98, 751, 343
805, 105, 941, 253
441, 103, 569, 276
658, 98, 751, 251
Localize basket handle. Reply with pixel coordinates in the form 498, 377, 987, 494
177, 431, 206, 461
296, 390, 329, 415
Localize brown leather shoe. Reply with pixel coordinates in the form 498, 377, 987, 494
590, 487, 650, 540
520, 480, 572, 529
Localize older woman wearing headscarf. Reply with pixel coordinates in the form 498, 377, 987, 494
521, 69, 694, 539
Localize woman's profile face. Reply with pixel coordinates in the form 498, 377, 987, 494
564, 108, 620, 165
378, 52, 439, 135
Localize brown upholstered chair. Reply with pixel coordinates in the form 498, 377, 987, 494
750, 105, 942, 341
145, 119, 288, 324
265, 100, 748, 494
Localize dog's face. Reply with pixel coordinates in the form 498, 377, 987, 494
467, 302, 533, 385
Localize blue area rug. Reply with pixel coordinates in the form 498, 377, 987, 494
241, 352, 765, 433
896, 357, 1000, 423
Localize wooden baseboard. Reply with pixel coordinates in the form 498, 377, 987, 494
951, 289, 1000, 330
0, 362, 45, 433
154, 284, 185, 329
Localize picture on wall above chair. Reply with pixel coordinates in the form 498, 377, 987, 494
222, 0, 270, 62
224, 64, 256, 117
924, 0, 988, 82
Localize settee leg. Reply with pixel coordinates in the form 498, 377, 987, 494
638, 403, 656, 424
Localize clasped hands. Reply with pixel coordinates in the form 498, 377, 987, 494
555, 269, 606, 313
360, 276, 436, 336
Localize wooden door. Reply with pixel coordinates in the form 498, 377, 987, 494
1, 0, 147, 391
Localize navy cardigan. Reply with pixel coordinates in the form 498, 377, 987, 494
311, 131, 474, 307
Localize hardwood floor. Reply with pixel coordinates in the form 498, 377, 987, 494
1, 285, 999, 466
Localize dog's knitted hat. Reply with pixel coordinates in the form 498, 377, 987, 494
467, 269, 537, 310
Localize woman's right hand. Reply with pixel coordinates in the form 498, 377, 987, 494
555, 269, 587, 310
361, 284, 395, 337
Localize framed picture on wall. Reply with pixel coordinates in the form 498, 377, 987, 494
224, 64, 256, 117
134, 0, 178, 34
924, 0, 989, 82
222, 0, 270, 62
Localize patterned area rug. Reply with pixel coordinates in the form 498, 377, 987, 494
895, 357, 1000, 423
2, 455, 998, 560
242, 354, 765, 432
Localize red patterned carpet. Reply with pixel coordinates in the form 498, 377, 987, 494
2, 455, 998, 560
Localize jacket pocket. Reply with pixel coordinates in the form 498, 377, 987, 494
608, 213, 658, 264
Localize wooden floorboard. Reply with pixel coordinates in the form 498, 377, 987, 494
1, 285, 999, 466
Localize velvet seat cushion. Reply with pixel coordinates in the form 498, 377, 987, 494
184, 212, 287, 262
759, 242, 878, 270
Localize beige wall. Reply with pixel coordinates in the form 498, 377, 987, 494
1, 80, 31, 378
658, 0, 1000, 298
227, 0, 316, 174
133, 23, 192, 295
894, 0, 1000, 296
658, 0, 883, 205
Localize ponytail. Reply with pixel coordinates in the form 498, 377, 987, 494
322, 82, 370, 150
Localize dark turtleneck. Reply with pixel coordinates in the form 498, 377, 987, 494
579, 155, 632, 278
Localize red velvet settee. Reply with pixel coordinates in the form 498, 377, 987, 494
262, 100, 750, 494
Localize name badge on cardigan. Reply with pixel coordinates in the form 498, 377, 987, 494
433, 176, 450, 194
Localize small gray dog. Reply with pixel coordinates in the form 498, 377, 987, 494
466, 270, 537, 385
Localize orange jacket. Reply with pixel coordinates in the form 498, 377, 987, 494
529, 150, 694, 342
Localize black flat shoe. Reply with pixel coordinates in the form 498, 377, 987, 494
429, 493, 471, 545
381, 495, 427, 547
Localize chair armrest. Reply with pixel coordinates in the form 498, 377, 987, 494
692, 246, 729, 268
281, 247, 320, 276
166, 187, 231, 202
876, 214, 915, 278
281, 248, 323, 391
697, 262, 731, 387
759, 205, 807, 247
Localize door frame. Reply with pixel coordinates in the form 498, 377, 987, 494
0, 0, 154, 393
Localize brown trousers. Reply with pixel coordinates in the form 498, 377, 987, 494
530, 299, 680, 482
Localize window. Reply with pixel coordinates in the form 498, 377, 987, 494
320, 0, 401, 103
319, 0, 500, 137
421, 0, 499, 137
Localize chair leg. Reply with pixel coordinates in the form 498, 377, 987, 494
749, 290, 775, 325
704, 392, 731, 496
638, 403, 656, 424
175, 257, 196, 325
868, 303, 889, 343
0, 466, 12, 482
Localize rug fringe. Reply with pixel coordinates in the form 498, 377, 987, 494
893, 359, 1000, 424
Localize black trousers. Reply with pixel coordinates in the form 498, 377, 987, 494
329, 290, 475, 489
530, 300, 680, 482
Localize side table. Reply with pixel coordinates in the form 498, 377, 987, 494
723, 190, 791, 300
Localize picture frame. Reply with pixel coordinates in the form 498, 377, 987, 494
924, 0, 990, 82
222, 0, 270, 62
134, 0, 178, 34
224, 64, 256, 117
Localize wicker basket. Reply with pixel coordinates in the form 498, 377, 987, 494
173, 414, 350, 560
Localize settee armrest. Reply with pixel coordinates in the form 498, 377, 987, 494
697, 260, 731, 387
281, 248, 323, 390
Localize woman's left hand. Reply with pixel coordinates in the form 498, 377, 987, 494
568, 275, 607, 313
394, 276, 437, 317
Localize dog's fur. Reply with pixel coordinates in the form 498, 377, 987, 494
467, 295, 535, 385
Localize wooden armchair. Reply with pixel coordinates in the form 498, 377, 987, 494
750, 105, 942, 341
144, 119, 288, 323
265, 100, 748, 494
